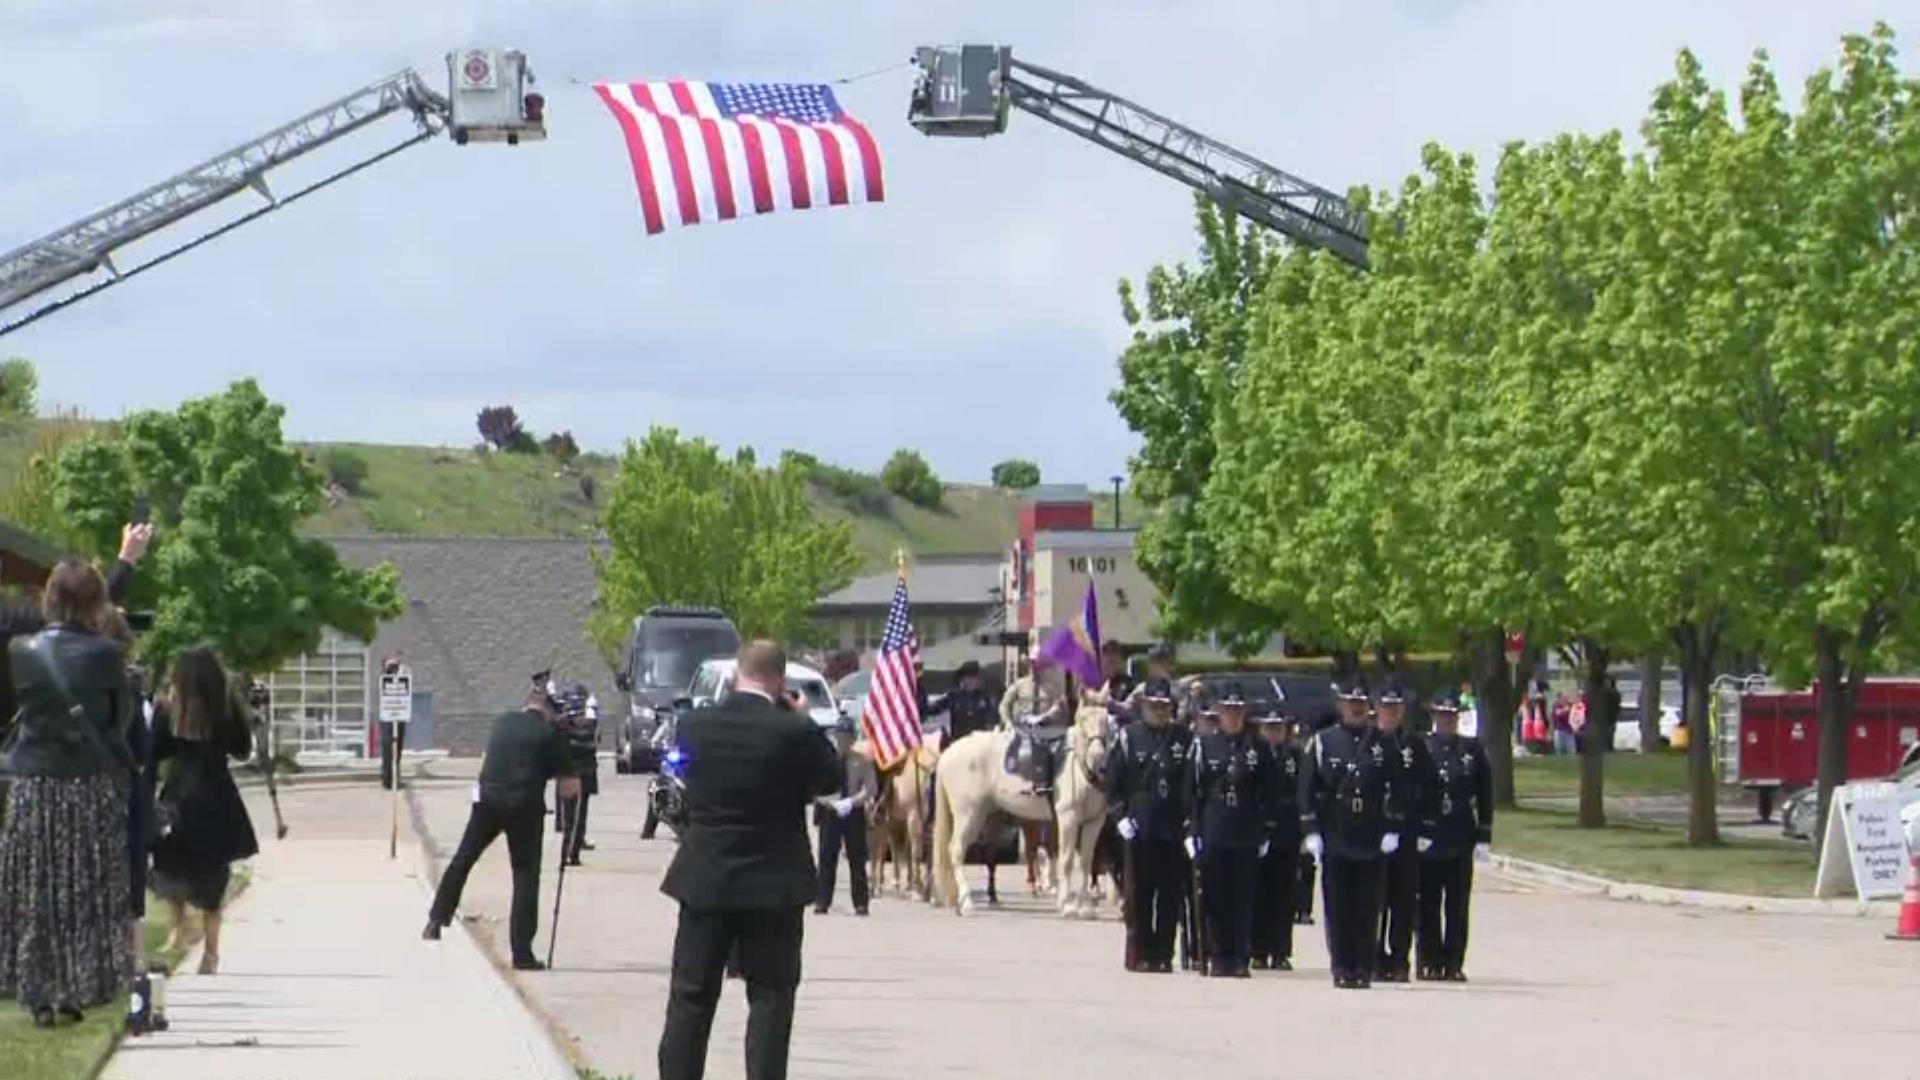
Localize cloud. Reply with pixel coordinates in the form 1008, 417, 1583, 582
0, 0, 1904, 484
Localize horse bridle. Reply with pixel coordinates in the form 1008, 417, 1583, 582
1074, 722, 1110, 793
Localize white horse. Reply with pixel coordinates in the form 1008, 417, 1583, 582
1052, 707, 1112, 919
931, 703, 1109, 917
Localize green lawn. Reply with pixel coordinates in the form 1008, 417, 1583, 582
0, 872, 249, 1080
1511, 752, 1694, 800
1496, 807, 1811, 897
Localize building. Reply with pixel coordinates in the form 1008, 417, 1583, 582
0, 519, 62, 595
264, 536, 609, 757
812, 553, 1003, 662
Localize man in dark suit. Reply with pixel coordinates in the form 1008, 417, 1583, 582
658, 640, 840, 1080
423, 680, 579, 970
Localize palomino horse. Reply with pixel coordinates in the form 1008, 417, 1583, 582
932, 703, 1109, 916
866, 734, 938, 899
1051, 705, 1112, 919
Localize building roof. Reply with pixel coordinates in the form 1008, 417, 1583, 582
1024, 484, 1091, 505
814, 553, 1002, 611
322, 535, 610, 753
1033, 528, 1139, 551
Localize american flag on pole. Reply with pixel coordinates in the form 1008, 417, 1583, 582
591, 80, 886, 235
862, 571, 923, 771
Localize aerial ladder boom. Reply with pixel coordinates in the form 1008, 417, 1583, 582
908, 45, 1370, 269
0, 48, 546, 338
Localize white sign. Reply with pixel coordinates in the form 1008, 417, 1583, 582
1813, 782, 1912, 901
379, 674, 413, 725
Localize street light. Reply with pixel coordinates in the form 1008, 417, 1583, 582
1110, 475, 1123, 529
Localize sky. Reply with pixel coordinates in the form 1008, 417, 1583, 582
0, 1, 1904, 484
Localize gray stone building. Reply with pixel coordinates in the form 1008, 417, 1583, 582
275, 536, 611, 756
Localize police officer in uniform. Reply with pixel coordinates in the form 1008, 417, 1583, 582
1252, 708, 1303, 970
1189, 685, 1272, 977
1300, 677, 1407, 989
928, 661, 997, 745
1418, 690, 1493, 982
1122, 643, 1180, 721
1373, 679, 1432, 982
1291, 717, 1319, 928
555, 683, 600, 867
1106, 678, 1194, 973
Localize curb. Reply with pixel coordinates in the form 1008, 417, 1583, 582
1486, 853, 1899, 917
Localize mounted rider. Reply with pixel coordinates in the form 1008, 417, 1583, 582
1001, 647, 1068, 797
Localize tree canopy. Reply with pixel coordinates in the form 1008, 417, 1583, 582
880, 448, 943, 509
591, 427, 860, 654
50, 380, 403, 674
990, 458, 1041, 490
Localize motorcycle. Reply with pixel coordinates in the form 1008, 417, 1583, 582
641, 710, 688, 840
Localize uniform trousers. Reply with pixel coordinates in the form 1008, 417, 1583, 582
1321, 853, 1384, 980
1251, 843, 1299, 962
659, 904, 804, 1080
556, 792, 590, 863
1200, 845, 1259, 971
814, 808, 869, 913
1418, 851, 1474, 971
429, 801, 543, 961
1294, 854, 1317, 922
1125, 836, 1185, 966
1376, 848, 1420, 974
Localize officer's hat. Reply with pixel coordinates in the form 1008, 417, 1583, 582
1217, 682, 1249, 708
956, 660, 982, 679
1334, 677, 1371, 702
1377, 679, 1409, 706
1428, 689, 1463, 714
1143, 677, 1175, 704
1256, 708, 1290, 726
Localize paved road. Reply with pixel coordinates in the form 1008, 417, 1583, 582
106, 785, 571, 1080
408, 762, 1918, 1080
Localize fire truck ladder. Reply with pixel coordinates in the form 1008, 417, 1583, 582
0, 71, 447, 338
911, 46, 1370, 270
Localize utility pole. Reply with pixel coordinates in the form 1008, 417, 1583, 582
1110, 475, 1123, 529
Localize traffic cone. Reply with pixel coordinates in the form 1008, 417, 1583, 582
1890, 854, 1920, 942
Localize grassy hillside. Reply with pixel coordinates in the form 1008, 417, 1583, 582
0, 423, 1126, 569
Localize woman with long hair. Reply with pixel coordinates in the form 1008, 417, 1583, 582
149, 646, 258, 974
0, 558, 136, 1027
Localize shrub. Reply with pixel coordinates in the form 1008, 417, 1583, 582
991, 458, 1041, 489
881, 449, 942, 509
544, 430, 581, 465
317, 447, 370, 494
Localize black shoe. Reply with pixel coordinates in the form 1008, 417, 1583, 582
1231, 964, 1252, 979
512, 956, 547, 972
579, 841, 596, 851
564, 857, 583, 868
1151, 960, 1174, 973
1275, 958, 1293, 971
1446, 968, 1468, 983
854, 907, 870, 917
1250, 956, 1271, 970
1295, 914, 1315, 925
814, 906, 830, 915
422, 920, 443, 941
1417, 966, 1440, 982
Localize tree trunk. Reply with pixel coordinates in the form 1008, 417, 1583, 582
1468, 627, 1518, 808
1674, 622, 1719, 847
1637, 650, 1663, 754
1811, 626, 1852, 866
1576, 640, 1610, 828
1331, 649, 1361, 685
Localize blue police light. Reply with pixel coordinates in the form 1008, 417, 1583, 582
665, 749, 685, 767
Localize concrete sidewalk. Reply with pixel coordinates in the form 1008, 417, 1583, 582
104, 786, 572, 1080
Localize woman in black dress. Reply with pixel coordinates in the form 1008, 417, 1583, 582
150, 647, 258, 975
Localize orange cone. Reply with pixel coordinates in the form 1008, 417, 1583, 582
1890, 855, 1920, 942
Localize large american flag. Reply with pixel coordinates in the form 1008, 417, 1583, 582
862, 572, 923, 770
591, 80, 885, 235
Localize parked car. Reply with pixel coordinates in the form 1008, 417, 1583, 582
834, 670, 870, 727
1612, 688, 1684, 752
614, 606, 740, 774
1780, 742, 1920, 840
684, 658, 842, 729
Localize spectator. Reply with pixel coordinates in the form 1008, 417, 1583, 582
150, 647, 259, 976
1550, 692, 1576, 756
101, 611, 155, 964
0, 558, 137, 1027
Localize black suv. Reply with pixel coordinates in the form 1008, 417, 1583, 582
613, 606, 740, 773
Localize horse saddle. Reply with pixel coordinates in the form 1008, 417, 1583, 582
1004, 723, 1066, 787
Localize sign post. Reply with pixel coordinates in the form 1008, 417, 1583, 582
1813, 782, 1911, 900
380, 669, 413, 860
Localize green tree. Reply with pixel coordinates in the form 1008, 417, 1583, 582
990, 458, 1041, 489
50, 380, 403, 674
0, 357, 37, 418
316, 447, 371, 495
880, 448, 942, 509
0, 409, 90, 550
591, 427, 860, 652
543, 430, 581, 466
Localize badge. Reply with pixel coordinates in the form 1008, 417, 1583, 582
1351, 796, 1365, 815
1442, 793, 1455, 817
1226, 788, 1239, 808
1369, 745, 1384, 765
1401, 747, 1414, 768
1157, 778, 1169, 798
1246, 748, 1259, 766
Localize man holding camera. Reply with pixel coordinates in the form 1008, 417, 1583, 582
658, 641, 840, 1080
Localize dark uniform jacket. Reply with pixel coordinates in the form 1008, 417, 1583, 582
932, 687, 997, 744
3, 626, 135, 779
662, 691, 841, 911
1424, 733, 1494, 857
1299, 723, 1408, 860
1105, 719, 1195, 842
563, 715, 600, 796
1382, 726, 1437, 847
1264, 743, 1303, 850
477, 708, 575, 812
1192, 728, 1273, 850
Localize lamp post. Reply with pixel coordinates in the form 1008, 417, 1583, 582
1110, 475, 1123, 529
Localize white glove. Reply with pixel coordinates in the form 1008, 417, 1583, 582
1474, 842, 1492, 862
1417, 837, 1433, 854
834, 797, 855, 818
1302, 834, 1324, 861
1184, 836, 1202, 860
1117, 818, 1139, 842
1259, 840, 1271, 859
1381, 833, 1401, 855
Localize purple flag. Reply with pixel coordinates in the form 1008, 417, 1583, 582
1039, 581, 1102, 688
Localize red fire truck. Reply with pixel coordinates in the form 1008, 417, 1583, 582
1721, 679, 1920, 818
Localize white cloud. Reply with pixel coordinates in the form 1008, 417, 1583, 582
1, 0, 1906, 483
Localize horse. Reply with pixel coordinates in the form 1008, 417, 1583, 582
931, 702, 1109, 917
1051, 704, 1112, 919
866, 736, 936, 899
